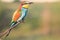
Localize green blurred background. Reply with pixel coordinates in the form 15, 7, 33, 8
0, 0, 60, 40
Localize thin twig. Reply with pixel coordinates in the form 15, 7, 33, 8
0, 22, 20, 38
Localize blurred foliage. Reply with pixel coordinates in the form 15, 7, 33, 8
0, 2, 10, 32
50, 2, 60, 33
14, 0, 20, 2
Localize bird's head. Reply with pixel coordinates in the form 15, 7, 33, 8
20, 1, 33, 8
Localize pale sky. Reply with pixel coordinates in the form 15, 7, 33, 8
22, 0, 60, 2
1, 0, 60, 3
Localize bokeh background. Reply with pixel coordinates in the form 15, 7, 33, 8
0, 0, 60, 40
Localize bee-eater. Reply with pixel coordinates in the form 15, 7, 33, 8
10, 1, 32, 27
10, 1, 25, 27
5, 1, 33, 37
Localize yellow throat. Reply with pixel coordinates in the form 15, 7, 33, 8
22, 4, 29, 8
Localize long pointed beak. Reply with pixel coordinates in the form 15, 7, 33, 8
29, 2, 33, 4
25, 2, 33, 4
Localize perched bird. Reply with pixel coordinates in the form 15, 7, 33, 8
10, 1, 33, 27
10, 1, 25, 27
5, 1, 33, 37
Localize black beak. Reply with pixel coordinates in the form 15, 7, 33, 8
25, 2, 33, 4
29, 2, 33, 4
